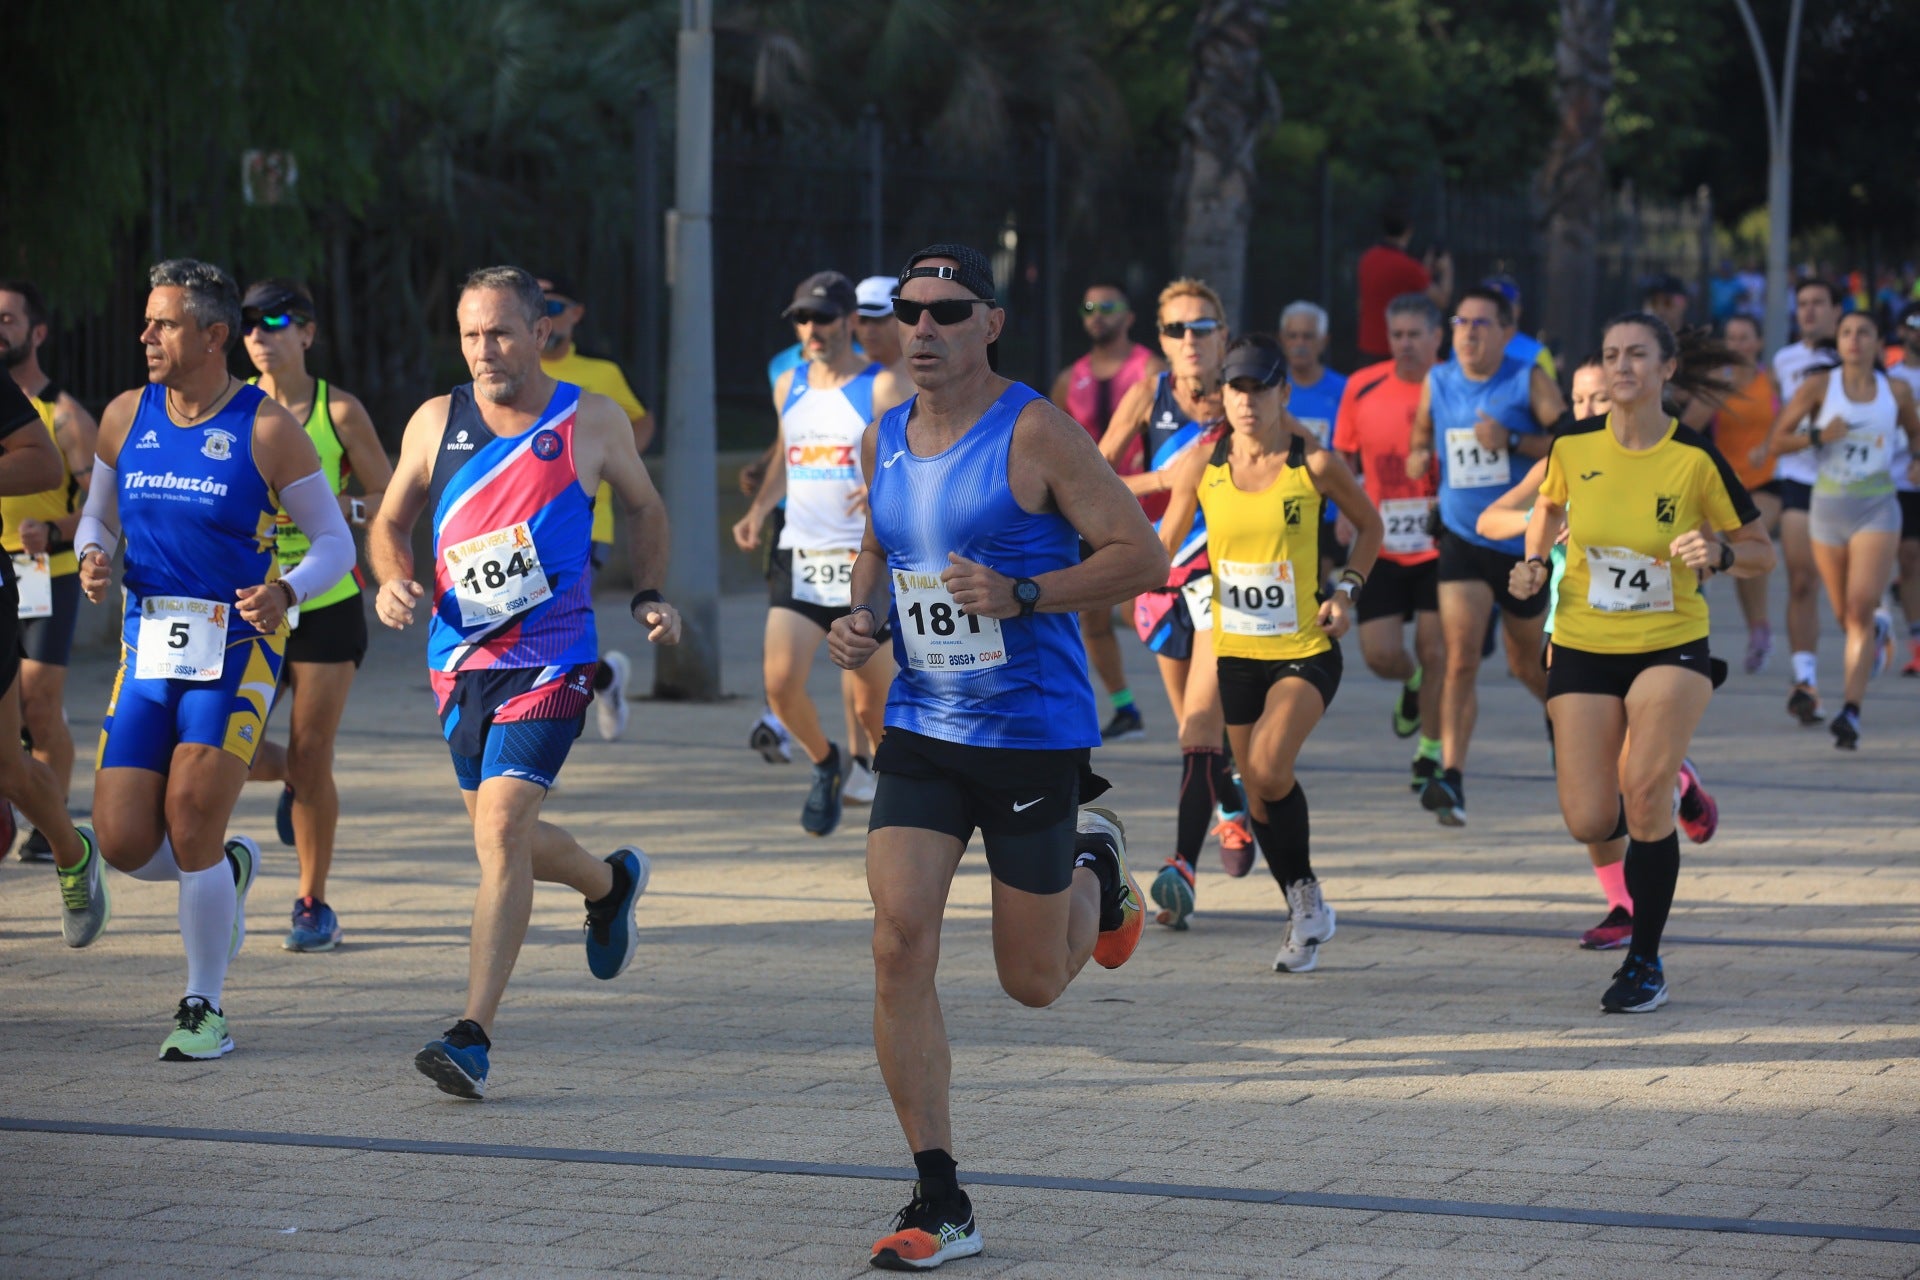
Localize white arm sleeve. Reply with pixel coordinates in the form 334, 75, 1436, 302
74, 456, 120, 558
276, 471, 357, 603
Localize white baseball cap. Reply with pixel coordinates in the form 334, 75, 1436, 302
855, 275, 897, 317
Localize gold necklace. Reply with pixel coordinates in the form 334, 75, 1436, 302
168, 375, 235, 426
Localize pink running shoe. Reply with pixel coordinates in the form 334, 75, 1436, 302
1675, 757, 1718, 844
1580, 905, 1633, 950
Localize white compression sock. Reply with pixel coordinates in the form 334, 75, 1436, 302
1791, 651, 1818, 687
178, 864, 236, 1009
124, 836, 181, 882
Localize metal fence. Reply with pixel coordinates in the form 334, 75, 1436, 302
36, 115, 1715, 440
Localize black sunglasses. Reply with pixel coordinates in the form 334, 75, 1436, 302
894, 297, 991, 327
1159, 318, 1222, 340
241, 311, 301, 336
789, 310, 841, 327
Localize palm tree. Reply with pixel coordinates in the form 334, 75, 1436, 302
1170, 0, 1281, 332
1537, 0, 1615, 364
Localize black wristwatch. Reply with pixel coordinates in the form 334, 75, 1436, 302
1716, 540, 1735, 574
1012, 577, 1040, 618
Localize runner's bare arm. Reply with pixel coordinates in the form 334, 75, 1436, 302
1098, 377, 1162, 495
1154, 435, 1211, 557
945, 400, 1167, 620
329, 387, 394, 521
1892, 378, 1920, 457
1047, 367, 1073, 409
827, 421, 890, 671
1308, 444, 1383, 582
1406, 378, 1435, 476
0, 408, 64, 498
872, 366, 913, 420
72, 391, 145, 602
734, 422, 787, 549
52, 392, 99, 490
1516, 365, 1566, 457
587, 392, 674, 641
243, 399, 347, 630
1476, 457, 1549, 543
367, 395, 448, 627
1766, 374, 1827, 456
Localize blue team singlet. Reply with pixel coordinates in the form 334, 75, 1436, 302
1143, 373, 1211, 557
426, 381, 598, 678
1429, 353, 1539, 553
869, 382, 1099, 750
118, 381, 280, 641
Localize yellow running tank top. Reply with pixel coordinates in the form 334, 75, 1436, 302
1, 388, 80, 575
1198, 430, 1330, 661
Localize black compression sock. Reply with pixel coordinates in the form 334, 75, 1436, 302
1209, 746, 1244, 811
1177, 748, 1221, 864
1624, 831, 1681, 959
912, 1148, 961, 1202
1250, 783, 1312, 887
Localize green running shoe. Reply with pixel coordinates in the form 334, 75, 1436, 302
57, 827, 109, 949
224, 836, 260, 961
159, 997, 233, 1061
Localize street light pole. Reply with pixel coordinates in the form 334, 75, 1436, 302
653, 0, 721, 700
1733, 0, 1805, 359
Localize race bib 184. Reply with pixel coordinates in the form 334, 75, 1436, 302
892, 569, 1006, 673
444, 521, 551, 628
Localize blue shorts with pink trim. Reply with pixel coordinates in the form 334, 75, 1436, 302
432, 662, 597, 791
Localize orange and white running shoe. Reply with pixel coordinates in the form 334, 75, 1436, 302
1079, 807, 1144, 968
870, 1185, 983, 1271
1211, 805, 1254, 877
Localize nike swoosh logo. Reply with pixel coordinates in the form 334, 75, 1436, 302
1678, 654, 1696, 661
881, 450, 906, 468
1580, 470, 1603, 480
1012, 797, 1043, 812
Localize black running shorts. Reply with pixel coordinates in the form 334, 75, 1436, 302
0, 580, 20, 694
1355, 556, 1438, 625
1436, 529, 1550, 619
1776, 479, 1813, 514
768, 545, 892, 638
1216, 645, 1344, 725
18, 572, 81, 667
1546, 638, 1713, 701
868, 727, 1109, 896
285, 594, 369, 667
1900, 490, 1920, 542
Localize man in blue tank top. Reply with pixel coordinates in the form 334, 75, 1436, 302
1406, 285, 1567, 826
827, 245, 1169, 1271
73, 259, 356, 1062
369, 266, 680, 1101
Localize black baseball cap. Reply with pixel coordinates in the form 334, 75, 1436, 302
1641, 272, 1689, 300
241, 278, 315, 320
1221, 339, 1287, 388
538, 272, 580, 302
1898, 300, 1920, 328
899, 244, 1001, 369
781, 271, 858, 320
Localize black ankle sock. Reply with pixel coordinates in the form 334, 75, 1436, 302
1624, 831, 1681, 960
1843, 701, 1861, 719
447, 1019, 491, 1050
1177, 748, 1221, 863
1249, 783, 1312, 888
913, 1148, 961, 1202
587, 856, 630, 913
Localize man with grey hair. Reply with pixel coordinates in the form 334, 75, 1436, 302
370, 264, 680, 1100
1334, 292, 1448, 795
74, 257, 355, 1059
1280, 300, 1350, 586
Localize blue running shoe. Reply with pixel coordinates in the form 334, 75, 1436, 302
1420, 768, 1466, 827
801, 743, 843, 837
275, 786, 296, 847
416, 1020, 490, 1099
584, 847, 650, 980
1601, 953, 1668, 1013
1150, 857, 1195, 930
283, 897, 342, 952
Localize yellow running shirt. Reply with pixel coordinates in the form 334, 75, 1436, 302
1, 389, 80, 576
1198, 431, 1331, 661
540, 348, 647, 546
1540, 418, 1757, 654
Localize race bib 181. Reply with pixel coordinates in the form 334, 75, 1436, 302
892, 568, 1006, 673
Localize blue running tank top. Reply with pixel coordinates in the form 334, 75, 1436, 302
426, 381, 598, 674
870, 383, 1100, 750
1429, 352, 1540, 553
118, 382, 281, 641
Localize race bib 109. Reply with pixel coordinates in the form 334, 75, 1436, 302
1213, 559, 1299, 636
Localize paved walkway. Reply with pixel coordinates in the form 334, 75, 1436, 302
2, 586, 1916, 1278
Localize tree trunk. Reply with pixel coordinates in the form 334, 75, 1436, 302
1537, 0, 1616, 365
1172, 1, 1281, 333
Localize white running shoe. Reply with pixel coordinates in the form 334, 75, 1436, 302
842, 755, 877, 804
748, 709, 793, 763
1272, 924, 1318, 973
1871, 608, 1894, 680
596, 652, 631, 741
